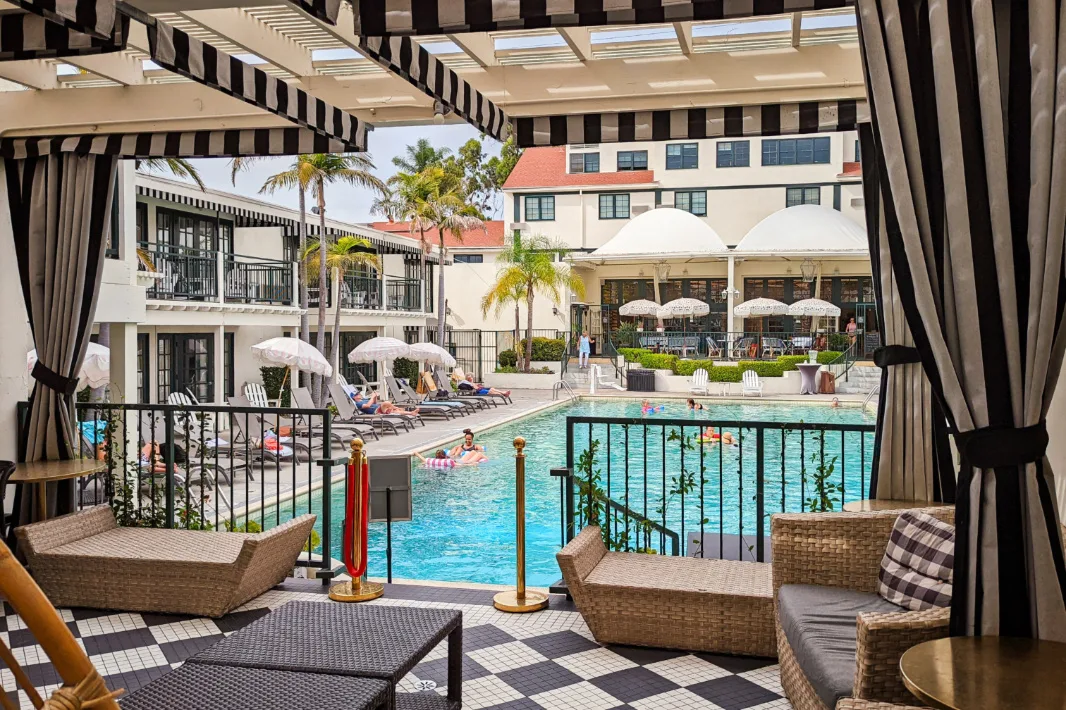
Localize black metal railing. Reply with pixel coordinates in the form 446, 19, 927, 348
430, 329, 565, 380
341, 273, 383, 310
609, 330, 854, 360
18, 401, 343, 581
225, 255, 293, 305
555, 415, 876, 562
141, 242, 218, 301
385, 278, 423, 311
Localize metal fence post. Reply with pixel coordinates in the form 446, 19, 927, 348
756, 426, 766, 562
320, 416, 333, 584
475, 329, 483, 381
385, 486, 393, 584
163, 409, 175, 528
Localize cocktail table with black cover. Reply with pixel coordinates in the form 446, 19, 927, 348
121, 664, 391, 709
187, 601, 463, 709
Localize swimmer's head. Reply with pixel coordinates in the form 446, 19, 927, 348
434, 449, 448, 459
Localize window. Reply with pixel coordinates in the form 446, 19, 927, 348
224, 332, 234, 399
666, 143, 698, 169
453, 254, 484, 264
136, 202, 147, 244
403, 326, 420, 345
569, 152, 600, 173
855, 139, 861, 163
786, 186, 821, 207
762, 137, 831, 166
525, 195, 555, 221
341, 331, 376, 385
155, 207, 233, 252
158, 334, 214, 403
674, 191, 707, 216
617, 150, 648, 171
137, 333, 149, 403
716, 141, 750, 168
598, 193, 630, 219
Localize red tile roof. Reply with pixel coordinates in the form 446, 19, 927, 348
502, 147, 656, 189
838, 161, 862, 179
370, 220, 506, 249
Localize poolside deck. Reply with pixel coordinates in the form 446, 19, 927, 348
2, 578, 790, 710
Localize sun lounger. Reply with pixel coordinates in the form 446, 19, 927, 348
384, 376, 461, 420
327, 383, 405, 435
428, 370, 492, 410
291, 386, 379, 442
452, 367, 512, 404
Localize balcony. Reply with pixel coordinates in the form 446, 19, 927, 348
139, 242, 294, 307
309, 272, 425, 313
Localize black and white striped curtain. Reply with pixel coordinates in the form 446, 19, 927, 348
857, 0, 1066, 639
14, 0, 116, 39
284, 0, 340, 25
860, 124, 954, 504
3, 153, 117, 518
0, 11, 127, 61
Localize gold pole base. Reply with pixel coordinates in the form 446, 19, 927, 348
329, 579, 384, 603
493, 590, 549, 613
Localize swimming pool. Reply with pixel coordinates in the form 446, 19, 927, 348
276, 397, 874, 586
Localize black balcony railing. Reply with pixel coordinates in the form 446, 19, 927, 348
385, 278, 423, 312
606, 330, 856, 360
225, 255, 293, 305
17, 401, 342, 581
141, 242, 218, 301
341, 273, 383, 309
554, 415, 876, 562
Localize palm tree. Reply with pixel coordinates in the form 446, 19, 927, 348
137, 158, 205, 190
370, 185, 404, 222
388, 169, 440, 313
392, 138, 451, 173
261, 154, 386, 404
483, 234, 586, 372
301, 235, 380, 382
480, 281, 526, 370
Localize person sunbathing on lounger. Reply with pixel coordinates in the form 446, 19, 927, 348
352, 391, 420, 415
459, 374, 510, 398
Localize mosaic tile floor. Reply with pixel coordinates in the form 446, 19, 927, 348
1, 580, 791, 709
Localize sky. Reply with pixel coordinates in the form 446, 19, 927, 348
153, 123, 501, 225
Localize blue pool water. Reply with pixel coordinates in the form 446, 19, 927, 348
271, 398, 874, 586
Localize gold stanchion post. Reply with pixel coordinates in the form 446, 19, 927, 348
494, 437, 549, 613
329, 438, 384, 603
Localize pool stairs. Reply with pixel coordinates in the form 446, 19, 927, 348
835, 364, 882, 395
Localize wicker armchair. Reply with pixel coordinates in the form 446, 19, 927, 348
771, 507, 954, 710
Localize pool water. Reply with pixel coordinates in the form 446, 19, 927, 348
275, 398, 874, 587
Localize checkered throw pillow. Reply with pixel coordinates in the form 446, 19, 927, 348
877, 511, 954, 611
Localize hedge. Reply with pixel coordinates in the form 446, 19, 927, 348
498, 349, 518, 368
738, 360, 786, 378
817, 350, 844, 365
637, 353, 679, 371
777, 355, 809, 371
393, 357, 419, 381
708, 366, 744, 383
673, 359, 716, 377
518, 337, 565, 361
618, 347, 651, 363
260, 366, 292, 407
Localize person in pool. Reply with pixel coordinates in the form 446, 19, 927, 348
687, 399, 705, 411
450, 429, 485, 458
641, 399, 665, 415
831, 397, 841, 408
460, 374, 510, 398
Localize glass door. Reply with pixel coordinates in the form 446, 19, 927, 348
855, 303, 880, 358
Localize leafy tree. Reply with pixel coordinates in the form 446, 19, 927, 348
482, 233, 585, 371
137, 158, 205, 190
392, 138, 451, 173
301, 235, 380, 382
442, 136, 522, 217
370, 184, 404, 222
261, 154, 385, 404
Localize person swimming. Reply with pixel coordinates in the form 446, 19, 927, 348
641, 399, 665, 415
687, 399, 705, 411
831, 397, 841, 408
449, 429, 485, 458
699, 428, 738, 446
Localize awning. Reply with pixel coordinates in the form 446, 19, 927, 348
0, 11, 127, 61
284, 0, 341, 25
13, 0, 116, 39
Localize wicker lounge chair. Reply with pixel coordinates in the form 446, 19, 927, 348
16, 507, 316, 617
771, 507, 954, 709
556, 526, 775, 657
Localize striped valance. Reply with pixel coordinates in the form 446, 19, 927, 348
0, 128, 356, 159
14, 0, 116, 39
148, 21, 369, 151
358, 35, 508, 141
0, 11, 127, 61
353, 0, 854, 35
284, 0, 341, 25
514, 100, 866, 146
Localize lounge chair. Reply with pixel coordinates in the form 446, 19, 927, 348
690, 368, 710, 395
704, 336, 722, 358
327, 383, 405, 435
451, 367, 512, 404
742, 369, 764, 397
384, 376, 462, 419
291, 386, 379, 442
228, 395, 306, 461
244, 382, 279, 408
428, 370, 491, 410
16, 506, 316, 617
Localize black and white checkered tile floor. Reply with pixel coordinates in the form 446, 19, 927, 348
2, 580, 790, 709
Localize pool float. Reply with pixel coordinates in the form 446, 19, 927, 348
698, 432, 721, 444
641, 405, 666, 415
424, 457, 456, 469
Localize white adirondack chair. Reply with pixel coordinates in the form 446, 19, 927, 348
742, 369, 764, 397
243, 382, 278, 408
690, 368, 710, 395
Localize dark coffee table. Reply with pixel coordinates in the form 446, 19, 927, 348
187, 601, 462, 709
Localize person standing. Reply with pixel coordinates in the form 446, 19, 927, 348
846, 317, 858, 347
578, 330, 591, 369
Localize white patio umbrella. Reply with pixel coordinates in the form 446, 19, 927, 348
252, 337, 332, 377
408, 341, 457, 368
657, 297, 711, 319
786, 298, 841, 317
347, 336, 411, 363
617, 299, 661, 316
733, 298, 789, 317
27, 342, 110, 390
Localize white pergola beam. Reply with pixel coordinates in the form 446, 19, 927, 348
0, 59, 57, 90
67, 53, 145, 86
446, 32, 498, 67
179, 8, 316, 76
557, 27, 592, 62
791, 12, 803, 48
674, 22, 693, 55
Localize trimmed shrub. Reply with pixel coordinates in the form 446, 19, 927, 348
618, 347, 651, 363
673, 359, 716, 377
260, 366, 292, 407
393, 357, 419, 381
496, 365, 552, 374
637, 353, 679, 371
498, 349, 518, 368
738, 360, 786, 378
708, 366, 743, 383
828, 333, 851, 351
777, 355, 809, 372
518, 337, 566, 361
817, 350, 844, 365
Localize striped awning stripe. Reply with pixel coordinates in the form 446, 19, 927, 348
148, 20, 369, 151
0, 10, 127, 61
284, 0, 341, 25
358, 35, 508, 141
353, 0, 854, 35
514, 100, 866, 146
0, 128, 357, 159
14, 0, 116, 39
